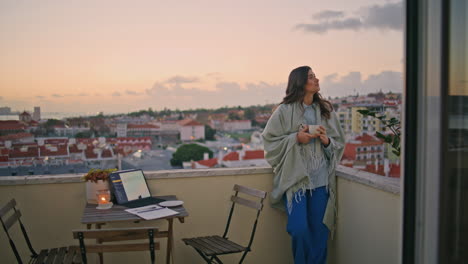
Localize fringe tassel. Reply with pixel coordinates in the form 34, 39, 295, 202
309, 151, 327, 172
285, 179, 309, 215
301, 143, 328, 174
288, 136, 329, 215
289, 132, 342, 216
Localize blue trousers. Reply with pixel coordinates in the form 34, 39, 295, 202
283, 186, 330, 264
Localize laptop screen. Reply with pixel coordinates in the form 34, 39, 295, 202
110, 169, 151, 204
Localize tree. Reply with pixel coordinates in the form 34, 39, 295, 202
244, 108, 256, 120
75, 131, 93, 138
228, 112, 241, 120
44, 119, 63, 128
251, 119, 259, 127
205, 125, 216, 140
357, 109, 401, 156
170, 144, 213, 166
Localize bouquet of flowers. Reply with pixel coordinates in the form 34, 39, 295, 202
82, 168, 117, 183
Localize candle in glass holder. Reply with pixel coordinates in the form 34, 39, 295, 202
96, 190, 113, 209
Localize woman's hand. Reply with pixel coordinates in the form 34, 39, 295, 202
317, 125, 330, 146
296, 125, 320, 144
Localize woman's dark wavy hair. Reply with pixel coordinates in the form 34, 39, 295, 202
273, 65, 333, 119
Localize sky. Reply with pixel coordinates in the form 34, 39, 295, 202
0, 0, 404, 114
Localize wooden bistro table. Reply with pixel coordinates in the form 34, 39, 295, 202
81, 195, 188, 264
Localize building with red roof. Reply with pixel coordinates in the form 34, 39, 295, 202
341, 133, 385, 166
0, 120, 27, 135
341, 133, 401, 178
362, 164, 401, 178
0, 132, 35, 144
219, 149, 268, 168
242, 150, 265, 160
19, 111, 32, 123
222, 151, 239, 161
178, 119, 205, 142
127, 123, 160, 137
39, 145, 69, 157
0, 136, 153, 168
112, 122, 160, 137
191, 158, 218, 168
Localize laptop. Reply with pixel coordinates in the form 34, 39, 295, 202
109, 169, 166, 208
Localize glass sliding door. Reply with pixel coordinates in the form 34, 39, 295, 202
439, 0, 468, 263
403, 0, 467, 263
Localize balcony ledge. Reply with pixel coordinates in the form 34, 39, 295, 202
0, 165, 400, 194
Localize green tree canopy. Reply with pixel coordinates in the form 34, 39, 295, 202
170, 143, 214, 166
244, 108, 256, 120
205, 125, 216, 140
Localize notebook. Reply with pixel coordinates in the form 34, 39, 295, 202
124, 204, 179, 220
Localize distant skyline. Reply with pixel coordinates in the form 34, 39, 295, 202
0, 0, 404, 114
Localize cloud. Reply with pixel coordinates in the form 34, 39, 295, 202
312, 10, 345, 20
0, 96, 3, 100
296, 18, 362, 34
321, 71, 403, 96
216, 81, 241, 91
295, 1, 403, 34
77, 93, 89, 96
206, 72, 221, 77
363, 2, 403, 31
125, 90, 142, 95
363, 71, 403, 92
145, 75, 206, 98
142, 71, 401, 109
2, 70, 403, 113
35, 96, 45, 99
52, 94, 63, 98
146, 83, 169, 96
323, 73, 339, 83
166, 75, 199, 84
206, 72, 223, 81
145, 74, 287, 107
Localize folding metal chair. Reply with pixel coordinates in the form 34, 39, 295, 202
0, 198, 82, 264
182, 184, 267, 264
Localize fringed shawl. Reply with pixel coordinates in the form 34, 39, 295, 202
261, 101, 345, 240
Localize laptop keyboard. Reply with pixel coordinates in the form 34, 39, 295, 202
121, 197, 167, 208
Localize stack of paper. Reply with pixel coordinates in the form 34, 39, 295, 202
125, 204, 179, 220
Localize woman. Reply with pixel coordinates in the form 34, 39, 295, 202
261, 66, 345, 264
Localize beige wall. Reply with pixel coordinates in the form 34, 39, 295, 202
179, 125, 204, 141
331, 177, 401, 264
0, 169, 401, 264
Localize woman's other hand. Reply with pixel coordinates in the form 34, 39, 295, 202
317, 125, 331, 146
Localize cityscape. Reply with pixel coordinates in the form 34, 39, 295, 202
0, 90, 402, 178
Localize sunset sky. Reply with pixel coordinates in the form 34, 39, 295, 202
0, 0, 404, 114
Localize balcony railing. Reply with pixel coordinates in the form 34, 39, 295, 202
0, 165, 401, 264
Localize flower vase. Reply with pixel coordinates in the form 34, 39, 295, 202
86, 180, 110, 204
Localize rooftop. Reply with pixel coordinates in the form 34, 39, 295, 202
0, 165, 401, 264
0, 132, 34, 141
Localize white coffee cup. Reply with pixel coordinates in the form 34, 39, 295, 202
308, 125, 321, 135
